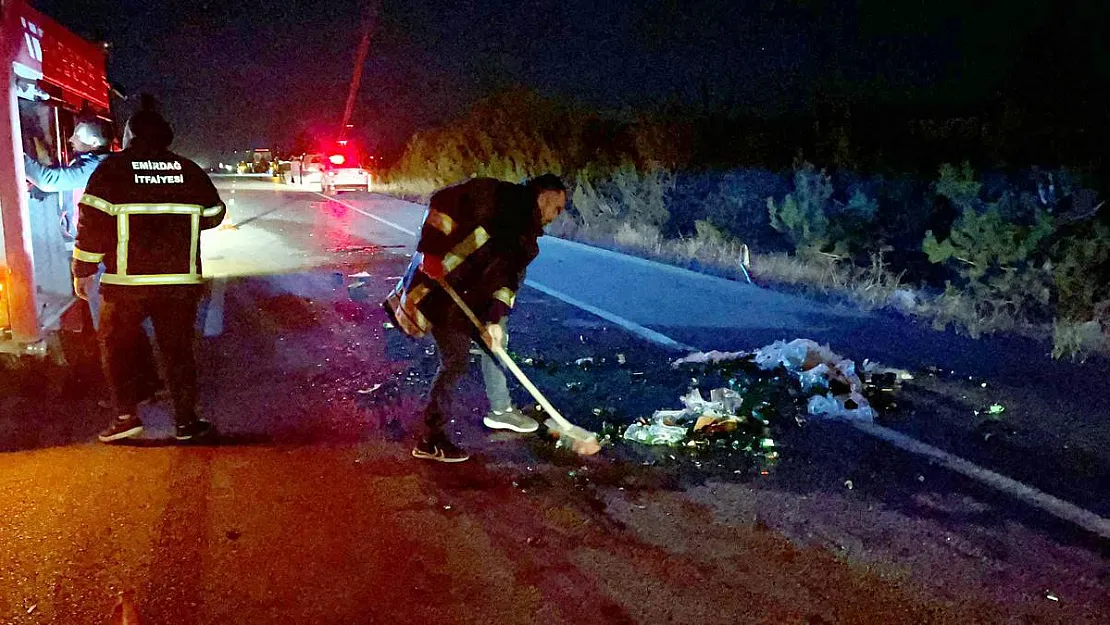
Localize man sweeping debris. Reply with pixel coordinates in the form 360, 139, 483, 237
385, 174, 569, 462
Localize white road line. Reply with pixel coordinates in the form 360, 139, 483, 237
524, 280, 697, 352
344, 193, 1110, 539
203, 277, 227, 337
853, 422, 1110, 539
312, 192, 417, 236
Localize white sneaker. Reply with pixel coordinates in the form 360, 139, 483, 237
483, 408, 539, 433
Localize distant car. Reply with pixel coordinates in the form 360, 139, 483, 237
321, 151, 372, 194
296, 153, 324, 185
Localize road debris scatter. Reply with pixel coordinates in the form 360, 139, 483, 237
617, 339, 913, 467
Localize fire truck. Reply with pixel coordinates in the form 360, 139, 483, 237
0, 0, 112, 356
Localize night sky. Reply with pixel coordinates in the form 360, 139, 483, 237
33, 0, 1106, 166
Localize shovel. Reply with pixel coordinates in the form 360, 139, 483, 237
435, 279, 602, 456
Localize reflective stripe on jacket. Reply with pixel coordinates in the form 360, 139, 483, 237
385, 178, 542, 338
72, 148, 226, 293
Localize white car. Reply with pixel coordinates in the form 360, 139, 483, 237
321, 152, 372, 194
294, 153, 324, 185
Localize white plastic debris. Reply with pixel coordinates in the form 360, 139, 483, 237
798, 363, 833, 392
672, 350, 749, 368
623, 422, 689, 446
754, 338, 878, 423
754, 339, 841, 372
623, 387, 750, 446
707, 387, 745, 413
808, 392, 876, 422
652, 409, 688, 422
356, 383, 383, 395
680, 388, 713, 412
646, 338, 911, 444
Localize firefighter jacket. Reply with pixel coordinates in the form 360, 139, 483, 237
71, 147, 226, 296
386, 178, 544, 337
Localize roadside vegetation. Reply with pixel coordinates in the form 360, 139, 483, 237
381, 89, 1110, 360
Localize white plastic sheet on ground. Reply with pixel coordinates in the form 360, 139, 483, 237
673, 338, 905, 424
622, 388, 747, 446
671, 350, 750, 368
622, 421, 689, 445
754, 338, 876, 422
626, 339, 911, 446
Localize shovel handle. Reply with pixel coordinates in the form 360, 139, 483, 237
435, 278, 576, 432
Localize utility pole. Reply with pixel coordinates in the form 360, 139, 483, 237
338, 1, 377, 143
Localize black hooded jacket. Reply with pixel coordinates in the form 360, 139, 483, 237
385, 177, 544, 337
71, 143, 225, 298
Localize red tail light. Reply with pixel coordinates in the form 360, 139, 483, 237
328, 154, 346, 165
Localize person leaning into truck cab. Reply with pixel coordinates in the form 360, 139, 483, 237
23, 118, 110, 194
23, 118, 111, 239
72, 95, 226, 444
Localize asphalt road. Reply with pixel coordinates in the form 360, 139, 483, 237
1, 176, 1106, 623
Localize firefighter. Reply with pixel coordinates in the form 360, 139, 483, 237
385, 174, 567, 462
72, 95, 226, 443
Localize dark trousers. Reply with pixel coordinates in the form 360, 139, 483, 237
99, 292, 200, 426
423, 318, 511, 436
423, 323, 473, 435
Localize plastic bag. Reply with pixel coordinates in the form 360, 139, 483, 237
623, 422, 689, 445
807, 392, 876, 422
672, 350, 749, 368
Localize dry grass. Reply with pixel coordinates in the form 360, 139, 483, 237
558, 221, 756, 284
917, 288, 1017, 338
1052, 318, 1110, 361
